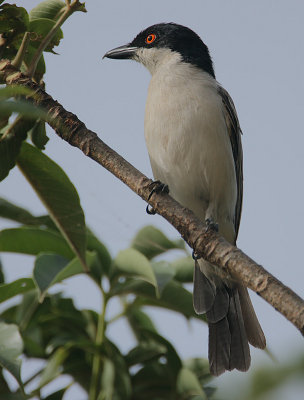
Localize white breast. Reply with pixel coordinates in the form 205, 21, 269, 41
144, 54, 237, 241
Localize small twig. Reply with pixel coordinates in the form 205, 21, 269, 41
0, 115, 22, 141
89, 292, 108, 400
23, 368, 44, 387
26, 3, 76, 78
12, 32, 31, 69
1, 60, 304, 337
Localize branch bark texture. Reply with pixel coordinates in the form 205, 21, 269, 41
1, 60, 304, 336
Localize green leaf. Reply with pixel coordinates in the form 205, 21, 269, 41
0, 112, 45, 182
22, 44, 46, 81
0, 322, 23, 388
33, 253, 69, 295
29, 0, 66, 22
33, 251, 98, 298
114, 248, 157, 289
0, 196, 32, 223
0, 227, 74, 259
125, 341, 167, 367
0, 278, 35, 304
0, 100, 47, 120
0, 131, 24, 181
130, 332, 182, 398
38, 347, 68, 388
177, 367, 207, 399
98, 358, 115, 400
22, 325, 45, 358
0, 369, 11, 396
17, 142, 87, 269
131, 225, 185, 259
43, 388, 67, 400
184, 358, 212, 386
29, 119, 49, 149
29, 18, 63, 52
60, 346, 91, 391
152, 261, 175, 295
102, 340, 132, 399
148, 280, 199, 319
73, 2, 87, 13
171, 256, 194, 283
125, 307, 157, 342
0, 258, 4, 284
87, 229, 112, 276
131, 363, 172, 399
0, 85, 35, 99
113, 279, 202, 320
51, 251, 97, 283
0, 197, 49, 226
0, 4, 29, 33
140, 330, 182, 377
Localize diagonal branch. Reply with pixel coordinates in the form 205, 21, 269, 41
1, 59, 304, 336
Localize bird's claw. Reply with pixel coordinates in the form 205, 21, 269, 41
192, 219, 218, 260
192, 249, 201, 260
205, 218, 219, 232
147, 181, 169, 200
146, 204, 157, 215
146, 180, 169, 215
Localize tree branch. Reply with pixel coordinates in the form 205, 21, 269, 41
1, 59, 304, 336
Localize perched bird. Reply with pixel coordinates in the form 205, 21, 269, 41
104, 23, 266, 375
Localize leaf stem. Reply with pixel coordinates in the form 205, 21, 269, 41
23, 367, 44, 387
19, 295, 39, 332
12, 32, 31, 69
0, 115, 22, 141
26, 2, 76, 78
107, 310, 125, 325
89, 291, 108, 400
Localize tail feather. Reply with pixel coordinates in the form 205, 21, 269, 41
226, 288, 250, 371
238, 285, 266, 349
206, 285, 229, 323
208, 317, 231, 376
193, 261, 216, 314
193, 262, 266, 376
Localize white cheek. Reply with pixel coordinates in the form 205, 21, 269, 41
134, 48, 181, 74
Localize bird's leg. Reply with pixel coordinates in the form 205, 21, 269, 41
146, 180, 169, 215
192, 218, 219, 260
205, 217, 219, 232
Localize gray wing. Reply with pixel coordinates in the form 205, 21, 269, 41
194, 88, 264, 375
218, 86, 243, 240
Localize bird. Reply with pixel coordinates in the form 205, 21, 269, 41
103, 22, 266, 376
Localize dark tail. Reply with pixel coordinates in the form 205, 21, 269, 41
193, 261, 266, 376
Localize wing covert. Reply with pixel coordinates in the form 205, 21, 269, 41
218, 86, 243, 239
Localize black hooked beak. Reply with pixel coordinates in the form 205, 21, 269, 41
103, 44, 138, 60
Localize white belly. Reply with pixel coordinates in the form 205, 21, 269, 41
144, 65, 237, 242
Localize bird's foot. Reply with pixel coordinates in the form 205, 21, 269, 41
205, 218, 219, 232
192, 250, 201, 261
192, 219, 218, 260
146, 180, 169, 215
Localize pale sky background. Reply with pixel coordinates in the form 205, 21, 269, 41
1, 1, 304, 399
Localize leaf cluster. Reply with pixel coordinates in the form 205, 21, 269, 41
0, 0, 86, 182
0, 183, 213, 399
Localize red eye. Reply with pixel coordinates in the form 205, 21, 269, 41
146, 34, 156, 44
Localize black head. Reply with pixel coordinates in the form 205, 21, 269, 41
104, 23, 215, 78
